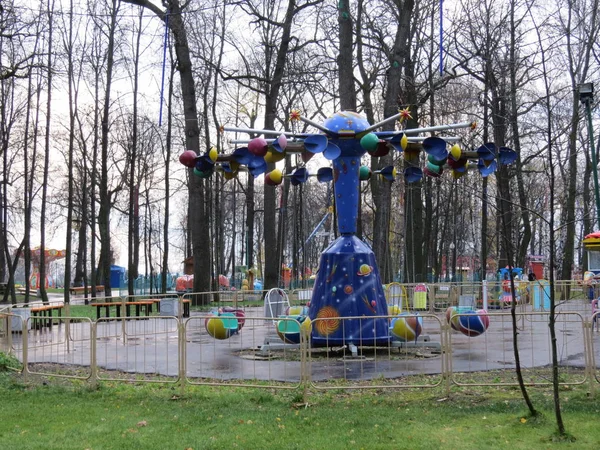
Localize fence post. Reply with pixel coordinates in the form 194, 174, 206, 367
583, 317, 595, 397
300, 324, 309, 403
482, 281, 488, 311
121, 295, 127, 344
179, 318, 186, 396
90, 321, 98, 388
428, 286, 435, 313
442, 322, 451, 397
4, 314, 13, 353
21, 316, 28, 381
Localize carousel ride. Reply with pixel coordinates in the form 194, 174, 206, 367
180, 110, 508, 346
28, 247, 66, 290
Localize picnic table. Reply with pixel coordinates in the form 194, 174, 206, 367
30, 304, 64, 329
69, 285, 105, 295
90, 300, 154, 320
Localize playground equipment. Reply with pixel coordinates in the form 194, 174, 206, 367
446, 307, 490, 337
390, 313, 423, 342
28, 247, 66, 290
263, 288, 290, 321
532, 279, 551, 311
526, 255, 545, 280
583, 232, 600, 300
385, 282, 409, 312
583, 232, 600, 275
175, 274, 193, 293
498, 267, 524, 305
204, 307, 246, 340
181, 109, 515, 345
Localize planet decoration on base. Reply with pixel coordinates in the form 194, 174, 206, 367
205, 308, 246, 340
389, 313, 423, 342
446, 307, 489, 337
276, 315, 312, 344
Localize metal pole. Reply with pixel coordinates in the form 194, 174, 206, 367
584, 98, 600, 227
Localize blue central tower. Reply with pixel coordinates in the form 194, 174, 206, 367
307, 111, 391, 346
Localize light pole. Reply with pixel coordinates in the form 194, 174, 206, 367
579, 82, 600, 227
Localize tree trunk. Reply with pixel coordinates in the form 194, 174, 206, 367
64, 0, 76, 305
98, 0, 119, 296
128, 11, 143, 296
161, 59, 175, 294
263, 0, 297, 290
123, 0, 212, 301
39, 1, 55, 306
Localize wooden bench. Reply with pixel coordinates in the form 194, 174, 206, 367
136, 298, 164, 313
90, 302, 122, 320
90, 300, 155, 320
125, 301, 155, 318
69, 285, 105, 295
30, 304, 64, 328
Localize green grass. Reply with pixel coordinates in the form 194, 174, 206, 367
0, 368, 599, 449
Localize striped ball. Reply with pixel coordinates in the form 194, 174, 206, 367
205, 313, 239, 340
457, 309, 490, 337
390, 313, 423, 342
276, 315, 311, 344
445, 307, 460, 331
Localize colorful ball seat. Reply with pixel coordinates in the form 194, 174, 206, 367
388, 304, 402, 316
220, 306, 246, 331
446, 307, 489, 337
205, 312, 240, 340
390, 313, 423, 342
445, 307, 461, 331
276, 315, 312, 344
286, 305, 309, 316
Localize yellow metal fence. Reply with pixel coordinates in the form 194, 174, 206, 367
2, 305, 600, 397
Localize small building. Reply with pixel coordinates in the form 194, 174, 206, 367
583, 232, 600, 274
183, 256, 194, 275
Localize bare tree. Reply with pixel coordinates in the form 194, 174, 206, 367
39, 0, 57, 305
122, 0, 211, 300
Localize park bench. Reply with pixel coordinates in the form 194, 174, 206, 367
90, 300, 157, 320
124, 300, 155, 318
30, 304, 64, 329
90, 302, 123, 320
69, 285, 105, 295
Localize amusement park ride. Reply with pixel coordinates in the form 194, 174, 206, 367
179, 109, 515, 345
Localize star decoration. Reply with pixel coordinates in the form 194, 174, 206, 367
398, 108, 413, 123
290, 109, 302, 122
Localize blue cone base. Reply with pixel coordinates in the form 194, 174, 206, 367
308, 235, 391, 346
